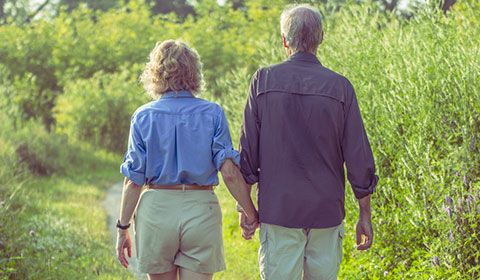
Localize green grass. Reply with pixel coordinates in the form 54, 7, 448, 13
0, 141, 135, 279
215, 185, 260, 280
0, 157, 257, 279
0, 117, 260, 279
0, 146, 363, 280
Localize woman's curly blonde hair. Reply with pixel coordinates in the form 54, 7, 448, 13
140, 40, 203, 99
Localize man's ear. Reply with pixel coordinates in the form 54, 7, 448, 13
282, 34, 288, 49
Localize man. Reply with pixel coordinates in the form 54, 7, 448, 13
238, 4, 379, 280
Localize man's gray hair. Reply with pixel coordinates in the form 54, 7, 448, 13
280, 4, 323, 53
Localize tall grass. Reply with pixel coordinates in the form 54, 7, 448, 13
0, 116, 134, 279
209, 3, 480, 278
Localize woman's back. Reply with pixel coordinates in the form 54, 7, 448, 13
121, 90, 238, 187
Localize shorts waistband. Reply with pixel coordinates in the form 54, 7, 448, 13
147, 184, 214, 191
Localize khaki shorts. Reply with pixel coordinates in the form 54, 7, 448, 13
259, 222, 344, 280
133, 189, 225, 274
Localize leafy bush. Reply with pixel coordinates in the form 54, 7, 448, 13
54, 66, 148, 153
0, 64, 59, 130
0, 0, 280, 127
0, 120, 78, 177
12, 124, 73, 176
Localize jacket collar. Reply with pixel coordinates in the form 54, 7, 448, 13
287, 51, 322, 65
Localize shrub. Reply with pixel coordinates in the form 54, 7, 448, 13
54, 66, 148, 153
3, 121, 77, 176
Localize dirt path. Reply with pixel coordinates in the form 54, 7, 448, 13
102, 182, 145, 279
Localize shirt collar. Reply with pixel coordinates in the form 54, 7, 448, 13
160, 90, 195, 99
287, 51, 322, 65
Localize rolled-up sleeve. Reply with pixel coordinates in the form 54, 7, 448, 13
120, 116, 146, 186
239, 70, 261, 185
342, 80, 379, 199
212, 106, 240, 170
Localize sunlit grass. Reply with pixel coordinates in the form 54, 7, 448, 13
0, 137, 134, 279
215, 184, 260, 280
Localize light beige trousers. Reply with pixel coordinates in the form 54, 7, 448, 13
259, 222, 344, 280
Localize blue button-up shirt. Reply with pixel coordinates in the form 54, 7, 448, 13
120, 90, 240, 186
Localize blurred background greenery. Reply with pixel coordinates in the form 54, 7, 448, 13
0, 0, 479, 279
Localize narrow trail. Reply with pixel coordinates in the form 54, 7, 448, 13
102, 182, 145, 279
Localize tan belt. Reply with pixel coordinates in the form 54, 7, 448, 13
148, 184, 214, 191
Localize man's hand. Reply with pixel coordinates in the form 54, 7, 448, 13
116, 229, 132, 268
239, 211, 259, 240
356, 195, 373, 250
356, 216, 373, 250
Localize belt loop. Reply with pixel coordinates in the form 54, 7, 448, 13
182, 184, 186, 192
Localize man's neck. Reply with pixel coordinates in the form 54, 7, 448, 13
287, 50, 317, 57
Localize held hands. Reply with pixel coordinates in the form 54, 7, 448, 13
116, 229, 132, 268
239, 210, 259, 240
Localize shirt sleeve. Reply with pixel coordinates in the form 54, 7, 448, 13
212, 106, 240, 170
120, 116, 146, 186
342, 80, 379, 199
239, 70, 261, 185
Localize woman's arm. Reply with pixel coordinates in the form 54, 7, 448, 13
118, 177, 142, 226
221, 159, 258, 222
116, 177, 142, 268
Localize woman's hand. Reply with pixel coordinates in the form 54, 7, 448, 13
116, 229, 132, 268
239, 211, 259, 240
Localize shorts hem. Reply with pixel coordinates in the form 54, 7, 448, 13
174, 260, 226, 274
136, 262, 176, 274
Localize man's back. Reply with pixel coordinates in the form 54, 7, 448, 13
240, 51, 378, 228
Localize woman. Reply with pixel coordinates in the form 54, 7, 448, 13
116, 40, 258, 280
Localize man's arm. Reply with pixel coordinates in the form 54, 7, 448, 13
342, 80, 378, 200
237, 70, 262, 240
356, 194, 373, 250
239, 69, 261, 186
341, 80, 378, 250
221, 159, 258, 222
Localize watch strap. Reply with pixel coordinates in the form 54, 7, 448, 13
116, 219, 131, 230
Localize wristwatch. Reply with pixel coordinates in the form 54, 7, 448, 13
116, 219, 131, 230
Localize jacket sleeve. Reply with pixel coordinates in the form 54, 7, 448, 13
342, 80, 379, 199
239, 70, 261, 185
